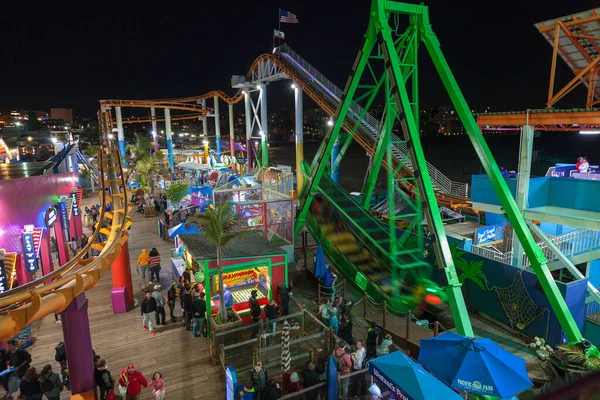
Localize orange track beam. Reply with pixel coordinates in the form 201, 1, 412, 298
477, 110, 600, 126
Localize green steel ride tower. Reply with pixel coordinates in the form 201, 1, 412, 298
294, 0, 587, 344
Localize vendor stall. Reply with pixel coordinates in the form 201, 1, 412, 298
178, 234, 288, 330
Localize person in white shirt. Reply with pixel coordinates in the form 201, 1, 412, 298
350, 340, 367, 396
69, 238, 78, 257
579, 157, 590, 174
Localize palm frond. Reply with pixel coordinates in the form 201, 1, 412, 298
584, 357, 600, 371
188, 201, 260, 249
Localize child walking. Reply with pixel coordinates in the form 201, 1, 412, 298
150, 372, 165, 400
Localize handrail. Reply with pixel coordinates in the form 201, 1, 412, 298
471, 228, 600, 268
0, 144, 131, 339
277, 44, 470, 197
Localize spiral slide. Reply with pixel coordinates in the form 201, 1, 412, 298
0, 147, 132, 340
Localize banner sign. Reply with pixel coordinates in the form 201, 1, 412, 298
58, 201, 68, 228
225, 366, 237, 400
476, 224, 504, 246
0, 253, 8, 294
45, 207, 57, 228
70, 191, 80, 217
369, 364, 413, 400
236, 157, 247, 165
21, 232, 38, 272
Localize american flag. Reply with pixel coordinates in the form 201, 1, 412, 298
280, 9, 299, 24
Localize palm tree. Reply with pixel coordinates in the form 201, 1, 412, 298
450, 242, 486, 305
187, 201, 259, 321
128, 133, 168, 192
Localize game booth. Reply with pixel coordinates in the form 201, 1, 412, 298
213, 169, 295, 260
177, 234, 288, 333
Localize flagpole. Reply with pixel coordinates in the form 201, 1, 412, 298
278, 8, 281, 48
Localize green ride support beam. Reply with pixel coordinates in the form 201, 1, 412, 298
375, 2, 472, 336
294, 31, 378, 239
420, 21, 582, 342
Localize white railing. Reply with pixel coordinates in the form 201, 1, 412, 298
522, 229, 600, 269
276, 44, 470, 198
472, 228, 600, 268
471, 245, 512, 264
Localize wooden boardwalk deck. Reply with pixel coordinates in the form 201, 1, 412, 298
24, 200, 226, 400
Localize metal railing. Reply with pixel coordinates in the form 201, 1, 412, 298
471, 228, 600, 268
276, 44, 470, 197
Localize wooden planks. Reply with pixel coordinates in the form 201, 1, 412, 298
24, 200, 226, 399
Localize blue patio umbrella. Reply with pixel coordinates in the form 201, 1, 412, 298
314, 245, 326, 280
419, 332, 533, 398
369, 351, 462, 400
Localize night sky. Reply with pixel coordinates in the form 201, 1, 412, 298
1, 0, 597, 117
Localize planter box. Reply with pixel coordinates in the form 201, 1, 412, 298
144, 205, 157, 217
209, 309, 243, 334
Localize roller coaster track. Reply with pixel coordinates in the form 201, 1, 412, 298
140, 50, 474, 212
0, 146, 132, 340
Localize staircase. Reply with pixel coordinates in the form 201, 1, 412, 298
275, 44, 470, 197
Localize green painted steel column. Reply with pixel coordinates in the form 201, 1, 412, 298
421, 22, 583, 342
294, 31, 378, 239
374, 0, 473, 336
512, 125, 534, 268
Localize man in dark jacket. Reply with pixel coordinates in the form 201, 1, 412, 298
183, 285, 193, 330
366, 321, 380, 359
249, 290, 262, 338
141, 291, 158, 335
6, 340, 31, 379
191, 293, 207, 337
167, 282, 177, 322
338, 314, 354, 346
250, 362, 268, 400
302, 362, 321, 400
264, 299, 280, 333
278, 282, 292, 315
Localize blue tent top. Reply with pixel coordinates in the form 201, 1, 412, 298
369, 351, 462, 400
168, 222, 200, 238
189, 186, 213, 196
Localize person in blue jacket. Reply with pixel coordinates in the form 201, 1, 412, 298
212, 284, 234, 309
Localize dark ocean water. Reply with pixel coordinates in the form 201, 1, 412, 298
269, 132, 599, 192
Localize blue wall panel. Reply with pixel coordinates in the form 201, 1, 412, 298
547, 178, 600, 212
471, 175, 600, 213
588, 259, 600, 289
584, 320, 600, 348
485, 212, 507, 227
439, 251, 587, 345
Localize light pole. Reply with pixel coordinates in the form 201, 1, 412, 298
259, 131, 268, 167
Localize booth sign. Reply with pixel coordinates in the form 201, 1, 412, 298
45, 207, 57, 228
58, 201, 69, 228
21, 231, 38, 272
0, 254, 8, 293
475, 224, 504, 246
369, 366, 413, 400
70, 191, 80, 217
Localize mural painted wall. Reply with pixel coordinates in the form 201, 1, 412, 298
0, 172, 78, 254
444, 237, 587, 346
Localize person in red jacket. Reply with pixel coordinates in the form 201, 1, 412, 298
118, 363, 148, 400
